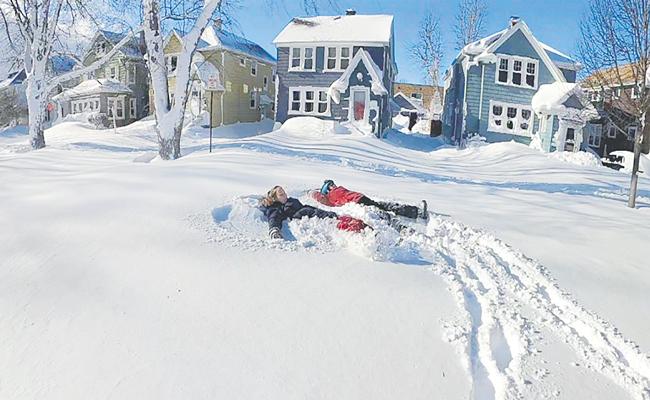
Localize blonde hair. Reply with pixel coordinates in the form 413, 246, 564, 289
260, 185, 283, 207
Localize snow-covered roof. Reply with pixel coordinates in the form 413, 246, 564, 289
328, 49, 387, 104
460, 22, 580, 72
52, 78, 132, 101
393, 92, 426, 114
532, 82, 598, 121
94, 30, 144, 59
0, 70, 26, 89
198, 27, 276, 64
273, 14, 393, 45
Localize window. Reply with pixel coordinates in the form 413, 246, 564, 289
86, 70, 95, 80
243, 84, 248, 94
115, 98, 124, 119
167, 55, 178, 75
613, 88, 622, 99
110, 66, 117, 79
251, 60, 257, 76
495, 55, 538, 89
587, 124, 602, 147
107, 99, 114, 117
632, 86, 640, 99
128, 64, 136, 84
263, 76, 268, 90
226, 81, 232, 92
488, 100, 533, 136
288, 47, 316, 71
410, 93, 423, 99
288, 87, 330, 116
130, 98, 137, 118
239, 57, 246, 66
250, 91, 257, 109
628, 126, 638, 139
325, 46, 353, 71
608, 125, 617, 138
96, 42, 107, 55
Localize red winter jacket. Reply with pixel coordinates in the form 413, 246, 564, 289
337, 215, 368, 232
312, 186, 364, 207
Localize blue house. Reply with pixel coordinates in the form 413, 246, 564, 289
273, 10, 397, 136
443, 17, 597, 152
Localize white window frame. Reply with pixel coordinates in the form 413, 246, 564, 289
226, 81, 232, 92
239, 57, 246, 67
324, 46, 353, 71
628, 126, 638, 139
495, 54, 539, 90
288, 47, 316, 72
71, 97, 100, 114
613, 87, 622, 99
288, 86, 330, 116
250, 60, 257, 76
250, 90, 257, 109
243, 84, 248, 94
608, 125, 617, 138
107, 97, 125, 120
95, 42, 106, 55
128, 64, 136, 84
488, 100, 534, 136
110, 66, 117, 80
587, 125, 602, 147
166, 54, 178, 76
631, 85, 640, 99
410, 93, 423, 100
263, 76, 268, 90
129, 98, 137, 118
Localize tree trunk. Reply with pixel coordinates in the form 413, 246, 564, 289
158, 136, 175, 160
26, 75, 48, 150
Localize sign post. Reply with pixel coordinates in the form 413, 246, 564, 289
198, 62, 224, 155
209, 90, 215, 153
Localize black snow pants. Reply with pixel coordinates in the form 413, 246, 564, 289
358, 196, 418, 219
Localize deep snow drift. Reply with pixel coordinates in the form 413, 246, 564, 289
1, 118, 650, 399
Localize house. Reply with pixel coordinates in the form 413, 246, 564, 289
1, 55, 77, 126
161, 20, 277, 127
393, 92, 427, 117
53, 30, 149, 127
442, 17, 597, 152
273, 10, 397, 136
393, 82, 443, 112
581, 63, 642, 157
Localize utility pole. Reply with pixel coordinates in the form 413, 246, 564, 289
628, 114, 646, 208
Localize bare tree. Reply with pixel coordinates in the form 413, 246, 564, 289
454, 0, 487, 50
143, 0, 222, 160
262, 0, 340, 15
0, 0, 139, 150
577, 0, 650, 207
410, 12, 443, 86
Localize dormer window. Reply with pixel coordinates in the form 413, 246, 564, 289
289, 47, 315, 71
96, 42, 107, 55
166, 55, 178, 75
496, 55, 538, 89
325, 46, 352, 71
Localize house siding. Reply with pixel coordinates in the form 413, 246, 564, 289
275, 44, 390, 133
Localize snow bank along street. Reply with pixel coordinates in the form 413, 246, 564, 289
1, 119, 650, 399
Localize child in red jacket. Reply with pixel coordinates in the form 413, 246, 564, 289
311, 180, 428, 221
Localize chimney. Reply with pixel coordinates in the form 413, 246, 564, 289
346, 9, 356, 16
509, 16, 520, 27
213, 17, 222, 31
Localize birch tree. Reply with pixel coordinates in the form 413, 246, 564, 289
143, 0, 222, 159
0, 0, 139, 149
577, 0, 650, 207
453, 0, 487, 50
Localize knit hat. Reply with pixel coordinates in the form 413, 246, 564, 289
320, 179, 335, 195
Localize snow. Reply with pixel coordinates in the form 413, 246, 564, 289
274, 116, 350, 138
199, 27, 277, 64
548, 149, 602, 167
2, 119, 650, 399
52, 78, 132, 101
273, 15, 394, 45
611, 150, 650, 177
532, 82, 582, 115
328, 49, 387, 104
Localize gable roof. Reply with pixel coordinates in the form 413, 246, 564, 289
582, 62, 643, 88
52, 78, 132, 101
273, 14, 393, 45
86, 30, 144, 60
393, 92, 426, 113
0, 70, 27, 89
197, 26, 276, 64
328, 49, 387, 104
460, 21, 579, 78
532, 82, 598, 122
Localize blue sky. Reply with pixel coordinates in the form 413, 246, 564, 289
230, 0, 589, 84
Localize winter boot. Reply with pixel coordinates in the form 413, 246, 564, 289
418, 200, 429, 221
269, 227, 283, 240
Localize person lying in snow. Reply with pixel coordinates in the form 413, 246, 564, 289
310, 180, 428, 221
259, 185, 369, 240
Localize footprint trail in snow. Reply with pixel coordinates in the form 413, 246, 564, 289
194, 196, 650, 400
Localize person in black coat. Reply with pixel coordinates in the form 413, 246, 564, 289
259, 185, 368, 239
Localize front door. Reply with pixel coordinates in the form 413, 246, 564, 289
351, 89, 368, 125
564, 127, 576, 152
